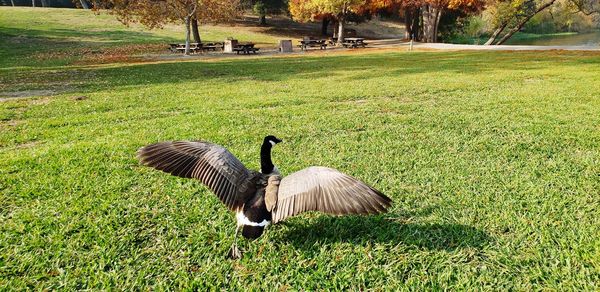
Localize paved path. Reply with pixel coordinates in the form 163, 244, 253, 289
155, 39, 600, 62
367, 39, 600, 51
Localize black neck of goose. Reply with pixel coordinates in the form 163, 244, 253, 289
260, 142, 274, 174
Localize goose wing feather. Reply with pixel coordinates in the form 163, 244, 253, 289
272, 166, 392, 223
137, 141, 258, 211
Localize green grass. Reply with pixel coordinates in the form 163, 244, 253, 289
0, 7, 285, 69
2, 7, 600, 291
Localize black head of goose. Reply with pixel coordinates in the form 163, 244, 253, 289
137, 135, 392, 259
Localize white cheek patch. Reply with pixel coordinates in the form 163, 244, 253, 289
236, 212, 271, 227
269, 140, 276, 146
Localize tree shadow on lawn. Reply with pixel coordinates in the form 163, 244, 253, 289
70, 50, 580, 98
0, 27, 178, 69
271, 213, 491, 252
81, 52, 535, 85
0, 27, 177, 45
3, 49, 593, 96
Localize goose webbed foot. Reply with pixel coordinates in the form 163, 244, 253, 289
228, 244, 242, 259
228, 225, 242, 260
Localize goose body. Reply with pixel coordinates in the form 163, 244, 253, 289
137, 135, 392, 258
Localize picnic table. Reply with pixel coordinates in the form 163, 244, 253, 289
342, 38, 368, 48
298, 38, 327, 50
233, 43, 260, 54
168, 42, 224, 53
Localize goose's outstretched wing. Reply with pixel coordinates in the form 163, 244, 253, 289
137, 141, 258, 211
271, 166, 391, 223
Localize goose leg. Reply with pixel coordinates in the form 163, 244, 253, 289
228, 225, 242, 259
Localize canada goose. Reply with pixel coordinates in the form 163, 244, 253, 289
137, 135, 392, 258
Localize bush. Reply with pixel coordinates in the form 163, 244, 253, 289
443, 15, 489, 44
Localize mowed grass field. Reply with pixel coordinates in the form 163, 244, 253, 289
0, 7, 286, 69
1, 7, 600, 291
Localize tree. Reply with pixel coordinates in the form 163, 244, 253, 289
252, 0, 287, 25
289, 0, 319, 22
94, 0, 240, 55
254, 1, 268, 24
404, 6, 421, 40
317, 14, 330, 35
484, 0, 599, 45
422, 1, 444, 42
570, 0, 600, 15
380, 0, 482, 42
79, 0, 90, 9
417, 0, 483, 42
289, 0, 336, 35
191, 17, 201, 43
289, 0, 384, 44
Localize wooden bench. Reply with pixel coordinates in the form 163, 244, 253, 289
169, 42, 223, 53
201, 42, 224, 51
298, 39, 327, 50
342, 38, 368, 48
233, 45, 259, 54
174, 45, 202, 53
342, 42, 367, 48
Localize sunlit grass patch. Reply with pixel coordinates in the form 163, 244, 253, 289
1, 7, 599, 290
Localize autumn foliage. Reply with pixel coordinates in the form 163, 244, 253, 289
289, 0, 484, 43
289, 0, 398, 43
93, 0, 240, 54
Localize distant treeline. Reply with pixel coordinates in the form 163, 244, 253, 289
1, 0, 78, 7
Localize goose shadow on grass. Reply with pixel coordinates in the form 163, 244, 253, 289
270, 214, 491, 252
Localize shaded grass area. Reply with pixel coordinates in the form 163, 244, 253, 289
0, 7, 286, 69
1, 48, 599, 289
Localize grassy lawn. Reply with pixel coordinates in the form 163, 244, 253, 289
0, 7, 286, 69
1, 7, 600, 291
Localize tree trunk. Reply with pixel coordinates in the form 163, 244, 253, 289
433, 9, 442, 42
495, 0, 558, 45
32, 0, 35, 7
424, 6, 431, 42
184, 16, 191, 55
422, 5, 440, 42
333, 21, 338, 38
321, 18, 330, 36
410, 7, 421, 41
10, 0, 15, 6
484, 22, 507, 45
419, 10, 424, 41
79, 0, 90, 9
405, 8, 422, 40
259, 15, 266, 25
191, 17, 201, 43
40, 0, 47, 6
404, 7, 421, 41
337, 19, 345, 45
404, 9, 413, 40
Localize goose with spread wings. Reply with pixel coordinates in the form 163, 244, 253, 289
137, 135, 392, 258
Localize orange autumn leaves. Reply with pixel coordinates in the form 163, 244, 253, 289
289, 0, 483, 23
93, 0, 240, 28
